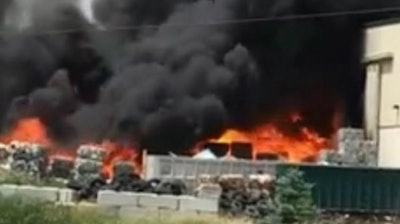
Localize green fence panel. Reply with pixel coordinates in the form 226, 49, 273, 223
276, 164, 400, 213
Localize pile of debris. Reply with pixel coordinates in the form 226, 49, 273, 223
196, 173, 276, 219
48, 157, 74, 179
66, 144, 108, 200
64, 146, 186, 201
0, 142, 106, 181
68, 162, 187, 201
0, 142, 187, 201
0, 141, 49, 178
106, 162, 186, 195
319, 128, 378, 167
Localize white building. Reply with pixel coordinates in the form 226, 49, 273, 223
364, 19, 400, 167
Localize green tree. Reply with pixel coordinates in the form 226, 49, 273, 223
260, 168, 317, 224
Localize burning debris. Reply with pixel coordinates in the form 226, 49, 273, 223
193, 113, 329, 162
0, 139, 188, 201
66, 144, 108, 200
1, 0, 397, 159
0, 117, 190, 201
72, 144, 106, 180
0, 0, 398, 212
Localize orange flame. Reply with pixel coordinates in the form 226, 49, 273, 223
100, 141, 140, 179
1, 118, 50, 145
0, 117, 140, 178
196, 113, 328, 162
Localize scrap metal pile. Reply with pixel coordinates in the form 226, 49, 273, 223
0, 141, 187, 201
319, 128, 378, 167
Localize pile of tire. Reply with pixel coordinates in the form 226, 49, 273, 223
105, 162, 187, 195
218, 174, 276, 220
67, 162, 187, 201
5, 141, 49, 178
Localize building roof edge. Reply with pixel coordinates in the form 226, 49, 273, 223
365, 18, 400, 29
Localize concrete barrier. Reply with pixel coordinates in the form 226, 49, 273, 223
195, 184, 222, 199
138, 194, 179, 210
0, 185, 220, 215
17, 186, 59, 202
98, 191, 219, 214
97, 190, 139, 206
179, 196, 219, 213
0, 185, 74, 204
0, 184, 18, 197
58, 188, 75, 205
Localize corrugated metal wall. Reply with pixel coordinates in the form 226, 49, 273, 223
277, 164, 400, 213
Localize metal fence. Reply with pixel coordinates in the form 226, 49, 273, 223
143, 155, 279, 191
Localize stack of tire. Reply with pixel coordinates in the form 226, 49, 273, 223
0, 143, 8, 163
6, 141, 48, 178
106, 161, 187, 195
67, 160, 188, 201
218, 174, 276, 219
67, 145, 108, 201
48, 157, 74, 179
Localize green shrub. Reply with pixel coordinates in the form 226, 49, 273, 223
260, 168, 317, 224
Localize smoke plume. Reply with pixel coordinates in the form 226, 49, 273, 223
1, 0, 400, 153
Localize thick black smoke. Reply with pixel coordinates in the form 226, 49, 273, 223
1, 0, 400, 153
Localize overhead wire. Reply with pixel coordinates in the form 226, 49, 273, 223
1, 6, 400, 35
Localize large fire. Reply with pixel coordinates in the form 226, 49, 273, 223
100, 141, 140, 179
194, 113, 329, 162
1, 118, 50, 146
1, 112, 330, 178
0, 118, 140, 178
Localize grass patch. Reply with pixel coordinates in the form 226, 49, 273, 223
117, 212, 251, 224
0, 169, 64, 187
0, 195, 250, 224
0, 196, 394, 224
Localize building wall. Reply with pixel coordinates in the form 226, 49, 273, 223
364, 63, 380, 140
365, 23, 400, 127
378, 127, 400, 167
365, 22, 400, 167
